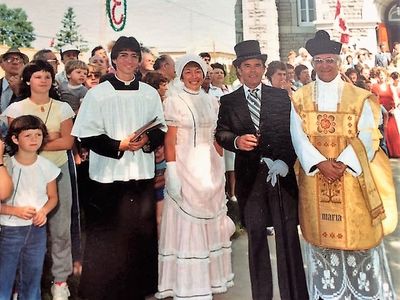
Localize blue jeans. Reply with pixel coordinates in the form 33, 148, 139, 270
0, 225, 46, 300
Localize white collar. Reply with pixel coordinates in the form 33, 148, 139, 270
243, 83, 262, 98
115, 74, 136, 86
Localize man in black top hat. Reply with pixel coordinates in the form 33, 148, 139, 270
215, 40, 308, 300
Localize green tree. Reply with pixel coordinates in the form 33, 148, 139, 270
0, 4, 35, 47
55, 7, 88, 52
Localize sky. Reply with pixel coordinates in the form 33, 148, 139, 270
0, 0, 237, 54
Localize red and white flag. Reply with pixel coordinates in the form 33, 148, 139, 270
334, 0, 350, 43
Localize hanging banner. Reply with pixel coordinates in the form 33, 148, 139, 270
106, 0, 127, 32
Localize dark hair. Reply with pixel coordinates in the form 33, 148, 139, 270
110, 36, 142, 69
311, 69, 316, 81
265, 61, 287, 81
354, 78, 371, 90
33, 49, 54, 61
153, 54, 169, 71
199, 52, 211, 59
91, 45, 104, 58
5, 115, 48, 156
294, 64, 308, 79
286, 63, 294, 70
20, 60, 58, 99
142, 71, 168, 90
345, 68, 359, 82
210, 62, 226, 76
391, 71, 399, 80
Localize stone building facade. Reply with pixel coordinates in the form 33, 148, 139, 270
236, 0, 400, 61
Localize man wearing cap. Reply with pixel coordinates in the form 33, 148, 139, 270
216, 40, 308, 300
291, 30, 396, 299
0, 48, 28, 112
0, 48, 28, 138
55, 44, 80, 85
72, 36, 166, 300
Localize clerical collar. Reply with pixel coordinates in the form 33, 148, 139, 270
105, 74, 139, 90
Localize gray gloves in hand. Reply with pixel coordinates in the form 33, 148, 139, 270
261, 158, 289, 187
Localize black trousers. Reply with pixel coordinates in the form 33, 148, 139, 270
79, 179, 158, 300
242, 164, 308, 300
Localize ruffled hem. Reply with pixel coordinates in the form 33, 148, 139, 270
156, 277, 234, 300
157, 198, 235, 299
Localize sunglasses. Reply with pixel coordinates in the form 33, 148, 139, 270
87, 72, 101, 78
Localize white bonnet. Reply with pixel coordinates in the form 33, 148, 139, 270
175, 54, 208, 80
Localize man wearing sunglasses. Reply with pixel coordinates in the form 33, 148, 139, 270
291, 30, 396, 299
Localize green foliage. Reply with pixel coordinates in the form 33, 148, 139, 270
55, 7, 88, 52
225, 64, 238, 85
0, 4, 35, 48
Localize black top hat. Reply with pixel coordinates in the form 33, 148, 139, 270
233, 40, 267, 67
305, 30, 342, 57
0, 48, 29, 64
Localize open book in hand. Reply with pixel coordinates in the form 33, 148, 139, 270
130, 117, 164, 142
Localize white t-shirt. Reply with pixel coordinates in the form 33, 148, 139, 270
0, 156, 60, 226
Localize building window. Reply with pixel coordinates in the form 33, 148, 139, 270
298, 0, 316, 26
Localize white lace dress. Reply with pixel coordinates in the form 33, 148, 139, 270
156, 88, 235, 300
304, 242, 396, 300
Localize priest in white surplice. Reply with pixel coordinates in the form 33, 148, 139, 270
72, 36, 166, 300
290, 30, 396, 300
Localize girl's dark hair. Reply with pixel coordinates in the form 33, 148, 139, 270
142, 71, 168, 90
5, 115, 48, 156
20, 60, 58, 99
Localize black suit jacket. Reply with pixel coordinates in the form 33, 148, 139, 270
215, 84, 298, 222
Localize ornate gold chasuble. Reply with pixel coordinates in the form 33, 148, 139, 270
292, 82, 388, 250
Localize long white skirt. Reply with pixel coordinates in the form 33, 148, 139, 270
156, 197, 235, 300
303, 242, 396, 300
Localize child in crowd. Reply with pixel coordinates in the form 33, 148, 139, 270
143, 71, 168, 237
0, 115, 60, 299
59, 59, 88, 277
59, 60, 88, 114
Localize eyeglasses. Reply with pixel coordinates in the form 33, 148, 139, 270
47, 59, 60, 65
87, 72, 101, 79
313, 57, 337, 65
203, 57, 211, 62
4, 56, 24, 64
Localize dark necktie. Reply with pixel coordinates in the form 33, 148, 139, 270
247, 88, 261, 130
